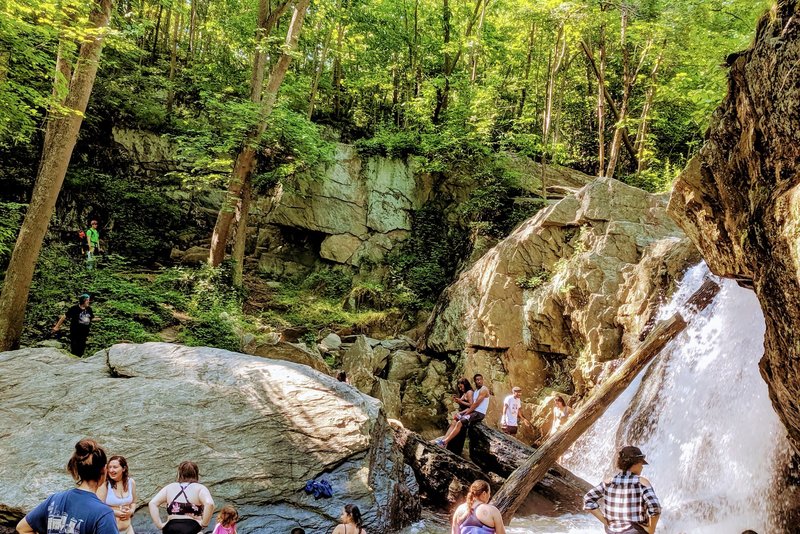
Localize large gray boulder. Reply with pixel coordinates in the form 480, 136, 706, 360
0, 343, 418, 533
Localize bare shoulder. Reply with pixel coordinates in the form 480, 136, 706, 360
639, 476, 652, 487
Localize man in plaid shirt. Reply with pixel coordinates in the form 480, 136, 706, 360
583, 446, 662, 533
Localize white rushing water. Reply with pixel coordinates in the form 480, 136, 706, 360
406, 264, 791, 533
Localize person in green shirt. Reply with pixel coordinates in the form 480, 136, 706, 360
86, 220, 101, 257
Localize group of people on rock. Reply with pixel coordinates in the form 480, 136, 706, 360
434, 373, 573, 449
16, 439, 367, 534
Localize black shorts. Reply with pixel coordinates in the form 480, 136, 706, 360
501, 424, 518, 435
163, 519, 203, 534
457, 411, 485, 428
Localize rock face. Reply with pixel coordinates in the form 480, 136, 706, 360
422, 178, 700, 439
0, 344, 419, 532
668, 2, 800, 453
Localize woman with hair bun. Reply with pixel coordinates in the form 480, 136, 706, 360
332, 504, 366, 534
450, 480, 506, 534
148, 461, 215, 534
16, 438, 118, 534
96, 455, 137, 534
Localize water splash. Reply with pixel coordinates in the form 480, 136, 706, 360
401, 264, 791, 533
562, 263, 790, 533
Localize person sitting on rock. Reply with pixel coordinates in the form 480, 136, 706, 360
452, 377, 474, 410
332, 504, 366, 534
451, 480, 506, 534
436, 374, 490, 448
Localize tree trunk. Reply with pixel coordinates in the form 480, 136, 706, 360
166, 10, 181, 114
581, 38, 640, 171
541, 23, 566, 198
469, 0, 490, 84
391, 423, 589, 514
517, 20, 537, 119
208, 0, 310, 267
0, 0, 113, 351
232, 180, 251, 288
151, 2, 163, 60
492, 279, 721, 521
308, 24, 333, 120
597, 27, 606, 176
636, 44, 665, 177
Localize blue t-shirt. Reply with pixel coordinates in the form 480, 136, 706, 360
25, 488, 117, 534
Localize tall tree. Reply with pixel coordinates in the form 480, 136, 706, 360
208, 0, 311, 267
0, 0, 113, 351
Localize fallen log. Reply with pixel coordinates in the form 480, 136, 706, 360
492, 278, 721, 521
468, 424, 591, 513
391, 422, 589, 515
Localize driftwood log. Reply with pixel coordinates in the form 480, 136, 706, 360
492, 278, 721, 521
467, 423, 590, 512
391, 422, 591, 515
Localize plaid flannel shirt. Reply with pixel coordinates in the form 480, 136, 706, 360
583, 471, 662, 533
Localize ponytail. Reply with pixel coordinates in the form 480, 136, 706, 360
466, 480, 490, 511
344, 504, 362, 529
67, 439, 107, 484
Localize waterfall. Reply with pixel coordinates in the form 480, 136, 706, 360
402, 263, 792, 534
560, 263, 791, 533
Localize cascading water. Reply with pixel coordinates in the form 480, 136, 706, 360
404, 263, 792, 533
558, 263, 791, 533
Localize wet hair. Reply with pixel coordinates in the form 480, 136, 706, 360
554, 396, 566, 407
290, 529, 305, 534
217, 505, 239, 527
343, 504, 363, 529
741, 531, 758, 534
67, 438, 107, 484
473, 373, 483, 382
466, 480, 491, 511
336, 370, 347, 382
456, 378, 473, 393
108, 455, 130, 492
177, 461, 200, 482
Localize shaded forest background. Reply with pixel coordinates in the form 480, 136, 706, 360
0, 0, 770, 353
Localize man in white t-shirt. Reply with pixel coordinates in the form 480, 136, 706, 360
436, 374, 490, 448
501, 386, 527, 435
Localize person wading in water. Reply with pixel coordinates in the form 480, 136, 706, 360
583, 446, 662, 534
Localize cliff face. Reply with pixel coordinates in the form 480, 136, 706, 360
668, 1, 800, 452
423, 178, 700, 441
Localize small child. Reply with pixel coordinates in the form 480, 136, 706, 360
213, 505, 239, 534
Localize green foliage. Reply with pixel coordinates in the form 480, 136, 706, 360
516, 269, 551, 290
0, 201, 25, 266
300, 267, 353, 299
388, 205, 470, 307
64, 168, 184, 262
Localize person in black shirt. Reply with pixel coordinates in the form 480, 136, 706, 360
52, 293, 99, 356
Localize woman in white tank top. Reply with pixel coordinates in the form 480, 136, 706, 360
96, 455, 137, 534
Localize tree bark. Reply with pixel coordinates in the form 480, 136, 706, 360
308, 23, 333, 120
492, 279, 721, 521
166, 10, 181, 114
0, 0, 113, 351
231, 180, 251, 288
636, 44, 665, 177
580, 38, 640, 169
541, 23, 566, 198
208, 0, 310, 267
